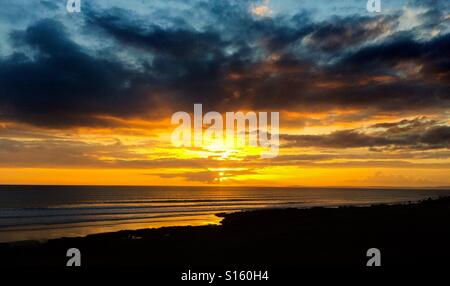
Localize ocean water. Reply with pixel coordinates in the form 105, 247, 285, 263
0, 185, 449, 242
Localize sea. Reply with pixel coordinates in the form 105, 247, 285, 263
0, 185, 449, 242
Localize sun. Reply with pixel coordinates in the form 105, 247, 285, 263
202, 141, 237, 160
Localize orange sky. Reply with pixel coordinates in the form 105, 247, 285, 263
0, 1, 449, 187
1, 111, 449, 187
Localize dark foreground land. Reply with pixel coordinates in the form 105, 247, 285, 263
1, 197, 450, 279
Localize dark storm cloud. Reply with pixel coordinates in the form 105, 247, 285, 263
305, 15, 398, 52
87, 13, 225, 59
85, 7, 237, 109
0, 2, 449, 128
0, 19, 156, 127
337, 33, 450, 81
84, 3, 315, 109
283, 118, 450, 150
323, 81, 448, 112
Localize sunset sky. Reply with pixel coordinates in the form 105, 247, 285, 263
0, 0, 449, 187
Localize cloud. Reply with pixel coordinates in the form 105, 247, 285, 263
87, 11, 226, 59
0, 1, 448, 130
153, 169, 256, 183
282, 118, 450, 150
0, 19, 157, 128
337, 32, 450, 82
1, 117, 449, 170
304, 15, 398, 52
0, 136, 136, 168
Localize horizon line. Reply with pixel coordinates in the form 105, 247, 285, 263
0, 184, 449, 190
